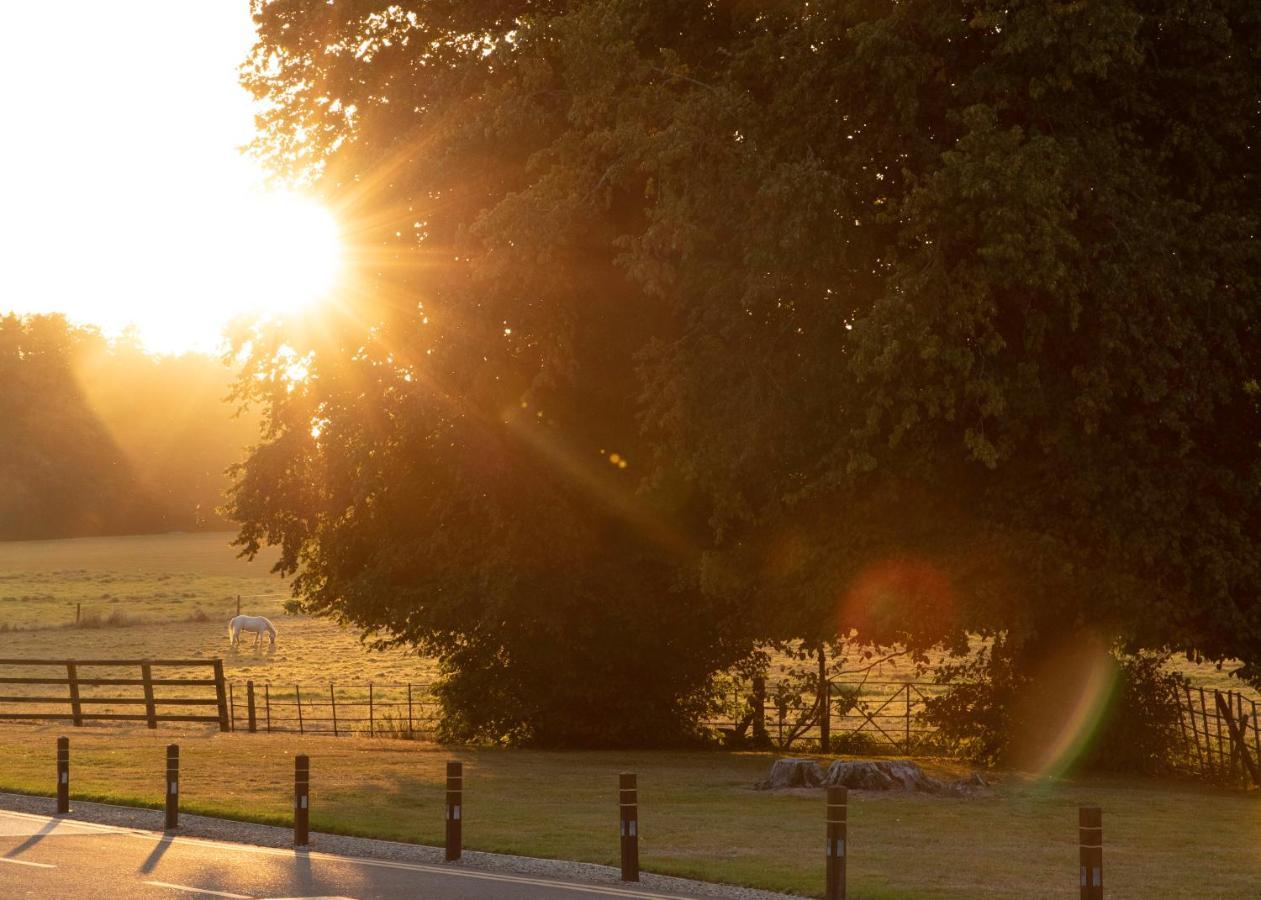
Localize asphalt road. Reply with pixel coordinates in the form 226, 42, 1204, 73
0, 809, 700, 899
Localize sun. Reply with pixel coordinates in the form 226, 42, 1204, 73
229, 191, 344, 319
2, 4, 354, 356
108, 188, 347, 355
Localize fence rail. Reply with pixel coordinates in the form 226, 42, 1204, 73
0, 659, 228, 730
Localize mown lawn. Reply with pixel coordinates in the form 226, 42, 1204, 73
0, 725, 1255, 898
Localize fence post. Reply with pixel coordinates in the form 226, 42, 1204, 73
165, 744, 179, 830
407, 684, 414, 737
1184, 685, 1205, 775
265, 683, 272, 733
445, 760, 463, 861
294, 755, 310, 846
1079, 806, 1102, 900
66, 662, 83, 728
818, 648, 830, 752
619, 772, 639, 882
1251, 699, 1261, 780
752, 675, 767, 745
141, 662, 158, 729
826, 785, 847, 900
369, 683, 374, 737
212, 660, 229, 732
229, 683, 236, 732
236, 595, 241, 617
905, 685, 913, 753
56, 737, 69, 814
1198, 687, 1214, 772
1236, 692, 1249, 786
75, 602, 81, 625
247, 680, 257, 733
1212, 690, 1229, 774
330, 683, 339, 737
296, 685, 304, 735
1173, 684, 1192, 766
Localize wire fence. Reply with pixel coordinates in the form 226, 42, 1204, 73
225, 680, 441, 738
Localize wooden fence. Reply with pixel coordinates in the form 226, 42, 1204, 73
1176, 686, 1261, 787
0, 659, 228, 730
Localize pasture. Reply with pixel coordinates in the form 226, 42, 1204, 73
0, 724, 1257, 898
0, 533, 437, 685
0, 531, 1252, 753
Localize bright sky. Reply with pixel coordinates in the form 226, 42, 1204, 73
0, 2, 341, 354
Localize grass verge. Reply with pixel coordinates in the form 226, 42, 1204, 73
0, 725, 1255, 898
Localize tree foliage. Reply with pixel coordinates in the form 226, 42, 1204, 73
234, 0, 1261, 744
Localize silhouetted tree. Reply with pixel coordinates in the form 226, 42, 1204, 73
0, 314, 257, 539
0, 315, 162, 538
233, 0, 1261, 744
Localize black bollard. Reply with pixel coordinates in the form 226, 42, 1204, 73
56, 737, 69, 814
165, 744, 180, 829
826, 785, 847, 900
294, 755, 310, 846
619, 772, 639, 882
1079, 806, 1102, 900
445, 761, 463, 861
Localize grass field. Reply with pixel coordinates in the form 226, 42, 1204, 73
0, 530, 1253, 749
2, 532, 1249, 692
0, 724, 1256, 898
0, 533, 437, 686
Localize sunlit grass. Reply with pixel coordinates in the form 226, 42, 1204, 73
0, 726, 1256, 898
0, 533, 434, 687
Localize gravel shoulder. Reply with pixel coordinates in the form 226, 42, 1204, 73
0, 790, 800, 900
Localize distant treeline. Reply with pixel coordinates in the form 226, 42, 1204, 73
0, 313, 257, 540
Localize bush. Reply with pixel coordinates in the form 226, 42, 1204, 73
826, 732, 884, 755
1084, 652, 1186, 774
923, 637, 1185, 774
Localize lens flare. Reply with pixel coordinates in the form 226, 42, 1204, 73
1008, 633, 1119, 777
840, 556, 956, 644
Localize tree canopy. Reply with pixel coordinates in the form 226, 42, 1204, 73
233, 0, 1261, 743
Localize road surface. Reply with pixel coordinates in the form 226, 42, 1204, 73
0, 808, 702, 899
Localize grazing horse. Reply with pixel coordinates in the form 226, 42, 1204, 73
228, 614, 277, 651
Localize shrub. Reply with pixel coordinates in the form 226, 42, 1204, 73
826, 731, 884, 755
1083, 652, 1186, 775
923, 638, 1185, 774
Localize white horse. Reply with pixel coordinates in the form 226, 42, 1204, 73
229, 615, 277, 651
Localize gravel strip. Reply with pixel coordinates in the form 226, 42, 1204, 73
0, 791, 799, 900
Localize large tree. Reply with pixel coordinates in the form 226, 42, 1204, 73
234, 0, 1261, 744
